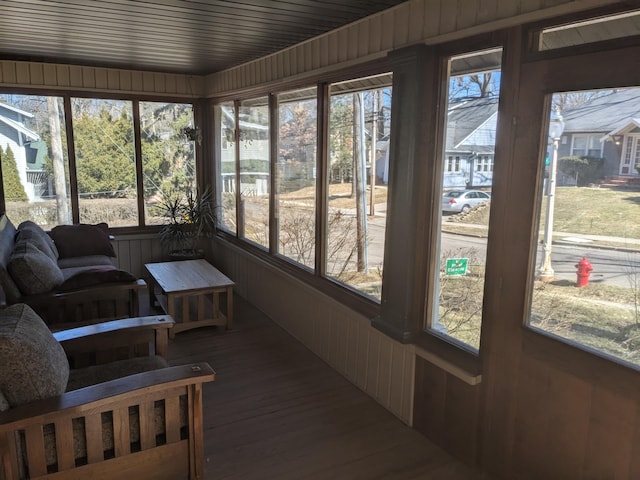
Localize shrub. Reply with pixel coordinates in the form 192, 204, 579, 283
557, 155, 604, 186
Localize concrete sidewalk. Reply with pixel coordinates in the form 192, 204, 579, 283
441, 221, 640, 251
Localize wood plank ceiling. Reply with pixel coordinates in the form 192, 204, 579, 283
0, 0, 407, 75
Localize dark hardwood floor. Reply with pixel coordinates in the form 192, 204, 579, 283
161, 295, 489, 479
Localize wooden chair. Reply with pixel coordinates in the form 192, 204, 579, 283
0, 304, 215, 480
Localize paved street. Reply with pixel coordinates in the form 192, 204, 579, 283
365, 211, 639, 288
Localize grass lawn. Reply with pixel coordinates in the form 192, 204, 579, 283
439, 186, 640, 362
552, 187, 640, 239
448, 186, 640, 245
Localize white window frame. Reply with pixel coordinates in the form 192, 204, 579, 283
446, 155, 461, 173
621, 134, 640, 175
570, 134, 602, 157
476, 155, 494, 172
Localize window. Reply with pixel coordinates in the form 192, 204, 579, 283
529, 87, 640, 366
428, 48, 502, 351
538, 10, 640, 51
622, 135, 640, 175
476, 155, 493, 172
0, 93, 196, 229
570, 134, 602, 157
326, 73, 392, 300
139, 102, 195, 225
238, 97, 270, 248
212, 72, 393, 304
214, 102, 237, 234
71, 98, 137, 225
0, 94, 71, 229
276, 87, 317, 269
446, 156, 461, 173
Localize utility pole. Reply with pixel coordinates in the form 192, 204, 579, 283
539, 110, 564, 282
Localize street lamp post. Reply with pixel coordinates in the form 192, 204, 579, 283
539, 109, 564, 282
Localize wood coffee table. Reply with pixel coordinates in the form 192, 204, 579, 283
145, 259, 234, 338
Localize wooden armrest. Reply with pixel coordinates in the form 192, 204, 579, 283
0, 362, 215, 430
54, 315, 175, 358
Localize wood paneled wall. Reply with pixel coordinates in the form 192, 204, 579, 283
0, 60, 203, 97
477, 40, 640, 480
413, 357, 482, 465
111, 233, 166, 279
205, 0, 621, 96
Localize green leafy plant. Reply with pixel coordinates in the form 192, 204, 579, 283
158, 187, 217, 254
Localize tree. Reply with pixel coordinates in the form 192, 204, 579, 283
47, 97, 69, 224
278, 99, 317, 193
1, 146, 28, 202
353, 92, 367, 273
72, 106, 136, 197
140, 103, 195, 198
452, 72, 498, 99
329, 95, 354, 183
552, 90, 613, 113
557, 155, 604, 186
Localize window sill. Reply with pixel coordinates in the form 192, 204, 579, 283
412, 332, 482, 386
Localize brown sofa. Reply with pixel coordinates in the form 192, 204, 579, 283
0, 214, 145, 328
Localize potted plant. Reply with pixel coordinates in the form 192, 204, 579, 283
158, 187, 217, 260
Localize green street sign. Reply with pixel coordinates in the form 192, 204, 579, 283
445, 258, 468, 276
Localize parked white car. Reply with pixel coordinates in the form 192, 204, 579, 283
442, 190, 491, 213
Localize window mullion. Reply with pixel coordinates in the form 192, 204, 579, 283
269, 94, 278, 254
132, 100, 145, 227
316, 82, 329, 277
63, 95, 80, 225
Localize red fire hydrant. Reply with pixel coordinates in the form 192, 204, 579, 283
575, 257, 593, 287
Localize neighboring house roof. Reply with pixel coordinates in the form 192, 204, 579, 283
0, 115, 40, 141
0, 102, 40, 141
562, 88, 640, 133
446, 97, 499, 152
0, 102, 34, 119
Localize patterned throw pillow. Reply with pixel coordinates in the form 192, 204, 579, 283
0, 304, 69, 407
8, 241, 64, 295
15, 223, 59, 262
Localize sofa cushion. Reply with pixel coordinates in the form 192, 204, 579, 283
66, 355, 168, 391
0, 304, 69, 407
8, 241, 64, 295
15, 224, 59, 262
49, 223, 116, 259
59, 266, 137, 292
57, 254, 115, 269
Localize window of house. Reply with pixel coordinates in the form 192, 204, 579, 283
214, 101, 237, 234
570, 134, 602, 157
428, 48, 502, 351
0, 94, 71, 229
140, 102, 195, 226
529, 87, 640, 367
326, 73, 392, 301
446, 156, 461, 173
238, 97, 270, 248
477, 155, 493, 172
276, 87, 317, 269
